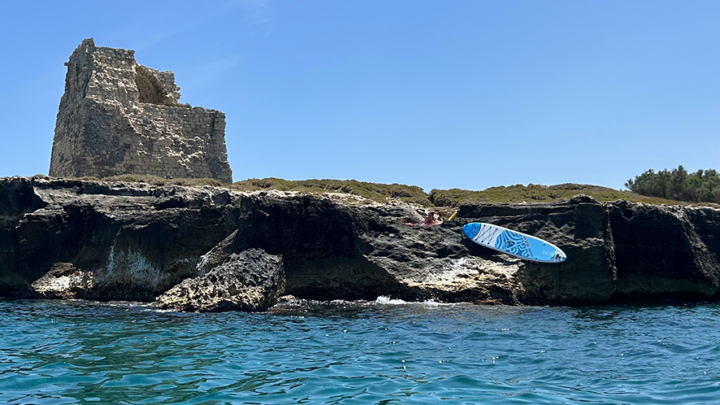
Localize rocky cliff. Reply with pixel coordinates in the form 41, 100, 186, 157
2, 176, 719, 309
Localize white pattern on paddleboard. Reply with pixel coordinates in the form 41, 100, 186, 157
462, 222, 567, 263
471, 223, 503, 247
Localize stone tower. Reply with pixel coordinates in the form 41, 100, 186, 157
49, 38, 233, 183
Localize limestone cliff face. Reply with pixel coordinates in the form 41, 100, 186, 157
609, 202, 720, 300
1, 176, 720, 307
0, 176, 239, 300
458, 195, 619, 305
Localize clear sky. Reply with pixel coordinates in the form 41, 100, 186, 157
0, 1, 718, 192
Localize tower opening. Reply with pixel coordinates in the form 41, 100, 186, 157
135, 67, 167, 104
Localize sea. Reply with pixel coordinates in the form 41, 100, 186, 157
1, 298, 720, 404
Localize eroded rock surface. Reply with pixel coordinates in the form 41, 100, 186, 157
157, 249, 284, 312
0, 176, 240, 300
31, 263, 93, 299
1, 176, 720, 308
609, 201, 720, 300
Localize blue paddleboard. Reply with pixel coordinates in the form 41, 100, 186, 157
463, 222, 566, 263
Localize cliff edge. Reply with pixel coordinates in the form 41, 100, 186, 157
2, 176, 719, 309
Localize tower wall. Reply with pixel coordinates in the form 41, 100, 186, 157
50, 38, 233, 183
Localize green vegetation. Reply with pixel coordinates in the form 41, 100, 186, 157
429, 183, 680, 207
66, 175, 703, 208
100, 174, 225, 187
626, 165, 720, 203
231, 178, 432, 206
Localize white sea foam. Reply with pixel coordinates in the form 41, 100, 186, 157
373, 296, 454, 307
270, 296, 458, 310
374, 296, 408, 305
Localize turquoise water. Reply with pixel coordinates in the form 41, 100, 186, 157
2, 299, 720, 404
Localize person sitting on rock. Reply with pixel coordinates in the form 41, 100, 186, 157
423, 211, 438, 226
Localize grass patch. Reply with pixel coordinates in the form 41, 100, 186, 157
429, 183, 682, 206
230, 178, 432, 206
65, 176, 707, 208
101, 174, 225, 187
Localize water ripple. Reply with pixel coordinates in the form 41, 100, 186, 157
1, 300, 720, 404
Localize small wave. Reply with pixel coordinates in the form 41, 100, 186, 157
273, 298, 363, 308
374, 296, 408, 305
270, 296, 457, 310
373, 296, 454, 307
61, 300, 155, 309
144, 307, 177, 313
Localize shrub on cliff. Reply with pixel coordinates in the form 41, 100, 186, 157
626, 166, 720, 203
102, 174, 224, 187
231, 178, 432, 206
70, 174, 693, 208
429, 183, 677, 207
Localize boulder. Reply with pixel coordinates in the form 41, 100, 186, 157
31, 262, 93, 299
156, 249, 285, 312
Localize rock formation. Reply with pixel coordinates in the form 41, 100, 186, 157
49, 38, 232, 183
2, 176, 720, 310
31, 263, 93, 299
157, 249, 285, 312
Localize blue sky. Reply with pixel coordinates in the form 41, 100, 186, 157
0, 1, 718, 192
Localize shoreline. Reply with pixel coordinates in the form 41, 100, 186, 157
2, 175, 720, 311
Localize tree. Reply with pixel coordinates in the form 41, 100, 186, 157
626, 165, 720, 203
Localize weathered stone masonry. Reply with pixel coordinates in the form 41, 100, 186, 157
49, 38, 233, 183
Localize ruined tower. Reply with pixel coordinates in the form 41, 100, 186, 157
49, 38, 233, 183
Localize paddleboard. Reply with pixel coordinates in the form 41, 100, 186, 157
462, 222, 566, 263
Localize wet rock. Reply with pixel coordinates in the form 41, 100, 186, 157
156, 249, 284, 312
31, 263, 93, 299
